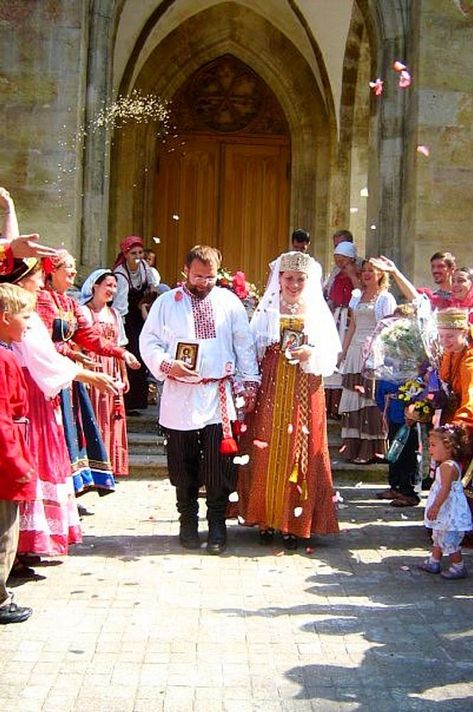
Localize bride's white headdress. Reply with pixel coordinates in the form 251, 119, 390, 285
251, 251, 341, 376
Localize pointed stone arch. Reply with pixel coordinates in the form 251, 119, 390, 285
108, 2, 334, 267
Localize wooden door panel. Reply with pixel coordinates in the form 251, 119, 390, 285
155, 139, 219, 284
219, 143, 289, 287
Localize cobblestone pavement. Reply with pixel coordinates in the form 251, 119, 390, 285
1, 479, 472, 712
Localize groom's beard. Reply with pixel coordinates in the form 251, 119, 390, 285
186, 281, 214, 299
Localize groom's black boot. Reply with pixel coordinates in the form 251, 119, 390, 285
176, 486, 200, 549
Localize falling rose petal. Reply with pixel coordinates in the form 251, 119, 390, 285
305, 547, 315, 555
152, 236, 161, 244
375, 453, 386, 459
294, 506, 303, 518
239, 423, 247, 433
228, 491, 239, 503
393, 60, 407, 72
235, 396, 245, 409
174, 291, 183, 302
369, 78, 384, 96
354, 385, 365, 394
301, 425, 309, 436
233, 454, 250, 466
237, 515, 246, 524
172, 213, 180, 221
287, 424, 294, 434
417, 144, 430, 157
401, 513, 408, 520
355, 481, 363, 488
332, 491, 344, 503
339, 444, 346, 453
253, 439, 269, 449
276, 550, 285, 557
400, 565, 410, 571
398, 70, 411, 88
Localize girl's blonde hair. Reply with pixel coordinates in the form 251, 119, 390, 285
431, 424, 471, 461
0, 283, 36, 313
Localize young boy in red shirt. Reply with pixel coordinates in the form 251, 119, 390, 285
0, 283, 37, 624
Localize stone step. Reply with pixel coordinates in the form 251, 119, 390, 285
128, 453, 168, 478
128, 431, 166, 454
128, 451, 388, 484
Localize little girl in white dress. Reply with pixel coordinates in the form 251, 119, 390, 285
419, 424, 472, 579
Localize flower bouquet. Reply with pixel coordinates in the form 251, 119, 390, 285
217, 267, 260, 319
365, 316, 428, 382
405, 399, 435, 424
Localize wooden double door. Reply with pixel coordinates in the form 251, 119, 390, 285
154, 134, 290, 289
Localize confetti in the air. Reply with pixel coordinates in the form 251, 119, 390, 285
393, 60, 407, 72
417, 145, 430, 157
92, 90, 169, 134
398, 70, 411, 88
253, 439, 269, 449
233, 454, 250, 466
228, 491, 239, 503
287, 424, 294, 434
235, 396, 246, 409
294, 507, 303, 518
369, 78, 384, 96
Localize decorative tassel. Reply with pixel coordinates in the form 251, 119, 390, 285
288, 462, 299, 483
220, 437, 239, 455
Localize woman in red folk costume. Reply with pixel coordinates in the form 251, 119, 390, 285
1, 259, 118, 559
80, 269, 130, 478
36, 250, 139, 496
112, 236, 160, 414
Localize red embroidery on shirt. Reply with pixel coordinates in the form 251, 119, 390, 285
184, 287, 216, 339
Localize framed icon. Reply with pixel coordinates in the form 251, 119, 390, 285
280, 328, 305, 351
175, 341, 199, 370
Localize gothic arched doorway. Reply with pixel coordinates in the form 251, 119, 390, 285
154, 55, 290, 287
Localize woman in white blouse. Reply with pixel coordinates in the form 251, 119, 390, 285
338, 259, 397, 463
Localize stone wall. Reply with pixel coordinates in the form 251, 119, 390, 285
405, 0, 473, 284
0, 0, 88, 256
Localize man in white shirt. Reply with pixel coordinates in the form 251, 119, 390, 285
140, 245, 260, 554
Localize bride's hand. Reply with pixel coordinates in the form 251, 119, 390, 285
289, 345, 312, 363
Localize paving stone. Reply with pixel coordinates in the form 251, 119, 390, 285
1, 480, 472, 710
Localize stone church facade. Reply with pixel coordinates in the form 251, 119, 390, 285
1, 0, 472, 286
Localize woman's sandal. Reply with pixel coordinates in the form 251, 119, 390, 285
259, 528, 275, 545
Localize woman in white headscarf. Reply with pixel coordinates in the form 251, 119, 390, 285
234, 252, 341, 549
80, 269, 131, 478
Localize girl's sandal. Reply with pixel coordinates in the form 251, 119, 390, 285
418, 559, 440, 574
441, 566, 467, 580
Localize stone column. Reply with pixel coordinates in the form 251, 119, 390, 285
79, 0, 116, 273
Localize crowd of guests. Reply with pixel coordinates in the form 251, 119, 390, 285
1, 184, 472, 627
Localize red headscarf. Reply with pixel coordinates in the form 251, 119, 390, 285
113, 236, 144, 268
